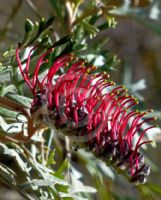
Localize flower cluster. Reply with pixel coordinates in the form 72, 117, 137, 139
16, 46, 155, 184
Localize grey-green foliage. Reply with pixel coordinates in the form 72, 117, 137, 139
0, 142, 67, 200
110, 0, 161, 36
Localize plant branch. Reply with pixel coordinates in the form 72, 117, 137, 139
0, 0, 22, 42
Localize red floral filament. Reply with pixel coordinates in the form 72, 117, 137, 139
16, 46, 155, 184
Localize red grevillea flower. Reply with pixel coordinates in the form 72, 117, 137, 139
16, 46, 155, 184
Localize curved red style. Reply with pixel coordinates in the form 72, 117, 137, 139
16, 46, 155, 184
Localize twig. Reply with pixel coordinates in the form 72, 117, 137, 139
65, 0, 73, 34
0, 0, 22, 42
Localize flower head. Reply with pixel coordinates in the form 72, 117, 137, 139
16, 46, 155, 184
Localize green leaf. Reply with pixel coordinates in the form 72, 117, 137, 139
0, 116, 24, 133
54, 159, 69, 178
45, 16, 55, 29
0, 106, 19, 118
81, 21, 99, 38
98, 17, 117, 30
47, 150, 56, 166
48, 187, 64, 200
146, 183, 161, 195
20, 178, 67, 189
38, 17, 54, 35
25, 19, 34, 33
0, 163, 16, 185
0, 85, 17, 96
52, 35, 72, 48
20, 17, 54, 48
6, 93, 32, 108
109, 2, 161, 37
3, 48, 16, 59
